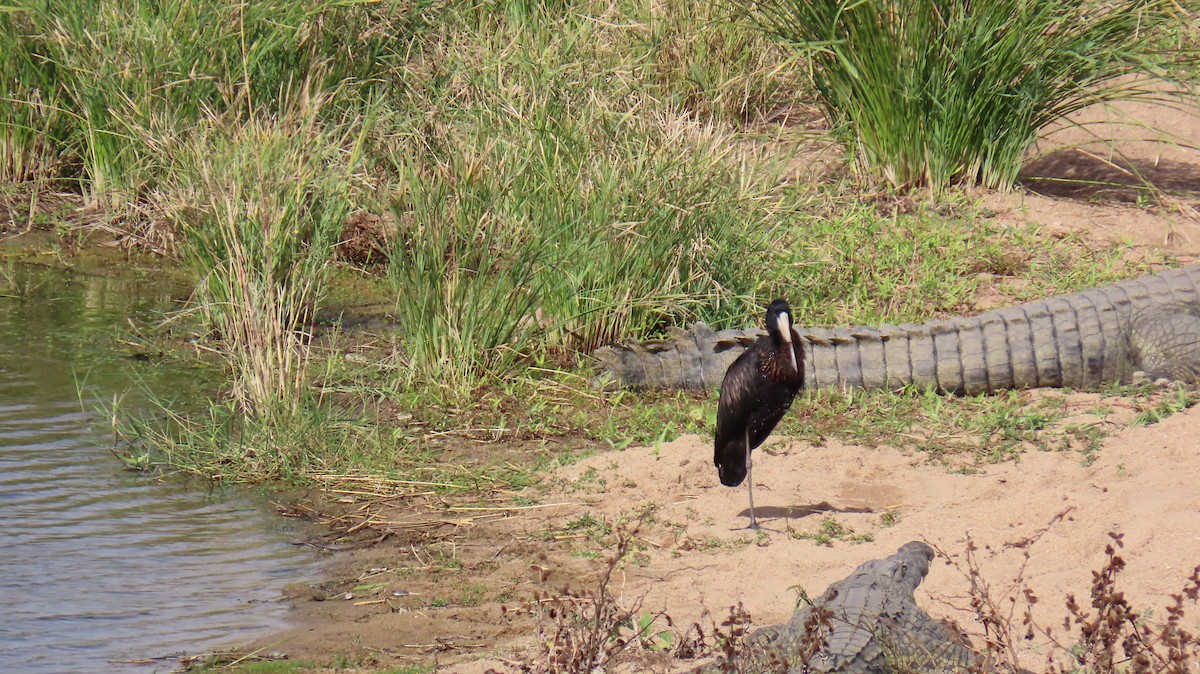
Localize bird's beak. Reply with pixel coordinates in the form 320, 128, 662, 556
779, 312, 798, 373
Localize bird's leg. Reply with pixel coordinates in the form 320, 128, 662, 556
745, 428, 757, 528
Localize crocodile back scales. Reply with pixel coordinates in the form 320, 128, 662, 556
701, 542, 980, 674
594, 266, 1200, 393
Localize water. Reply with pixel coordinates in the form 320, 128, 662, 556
0, 261, 320, 674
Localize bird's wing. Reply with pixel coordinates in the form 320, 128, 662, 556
715, 349, 758, 436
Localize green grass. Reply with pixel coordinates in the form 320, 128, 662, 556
381, 14, 799, 388
538, 512, 618, 554
356, 357, 710, 447
0, 0, 397, 200
760, 375, 1200, 470
776, 202, 1141, 326
742, 0, 1196, 191
786, 387, 1082, 462
9, 0, 1194, 484
175, 107, 362, 415
114, 104, 368, 474
217, 660, 435, 674
221, 661, 320, 674
111, 394, 345, 481
791, 516, 875, 546
1130, 382, 1200, 425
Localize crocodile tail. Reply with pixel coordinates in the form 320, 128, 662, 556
802, 309, 1097, 395
837, 268, 1200, 393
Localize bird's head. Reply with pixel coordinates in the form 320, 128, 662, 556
715, 453, 748, 487
766, 298, 798, 373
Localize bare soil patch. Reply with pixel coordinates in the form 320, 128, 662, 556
985, 99, 1200, 256
255, 403, 1200, 672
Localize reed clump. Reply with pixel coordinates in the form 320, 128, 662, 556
387, 108, 791, 388
172, 103, 359, 415
0, 0, 394, 204
741, 0, 1194, 191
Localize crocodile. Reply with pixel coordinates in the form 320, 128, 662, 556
701, 541, 981, 674
593, 266, 1200, 394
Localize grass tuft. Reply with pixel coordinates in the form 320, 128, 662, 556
0, 0, 398, 206
741, 0, 1196, 191
172, 100, 359, 415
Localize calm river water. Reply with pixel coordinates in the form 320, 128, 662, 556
0, 261, 320, 674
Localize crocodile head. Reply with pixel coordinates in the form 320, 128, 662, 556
890, 541, 935, 591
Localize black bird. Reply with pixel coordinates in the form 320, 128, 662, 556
714, 298, 805, 528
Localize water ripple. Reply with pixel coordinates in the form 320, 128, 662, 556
0, 265, 320, 674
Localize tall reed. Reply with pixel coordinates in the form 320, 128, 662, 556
0, 0, 394, 206
387, 97, 793, 387
742, 0, 1191, 191
173, 103, 358, 415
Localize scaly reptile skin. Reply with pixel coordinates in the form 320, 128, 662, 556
593, 266, 1200, 393
702, 542, 979, 674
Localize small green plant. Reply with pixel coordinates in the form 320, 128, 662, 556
377, 666, 437, 674
1132, 385, 1200, 425
563, 513, 614, 540
690, 536, 728, 551
622, 613, 676, 652
787, 584, 812, 610
572, 468, 607, 491
793, 517, 874, 546
222, 659, 321, 673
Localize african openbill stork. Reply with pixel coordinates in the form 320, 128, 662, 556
714, 298, 804, 528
